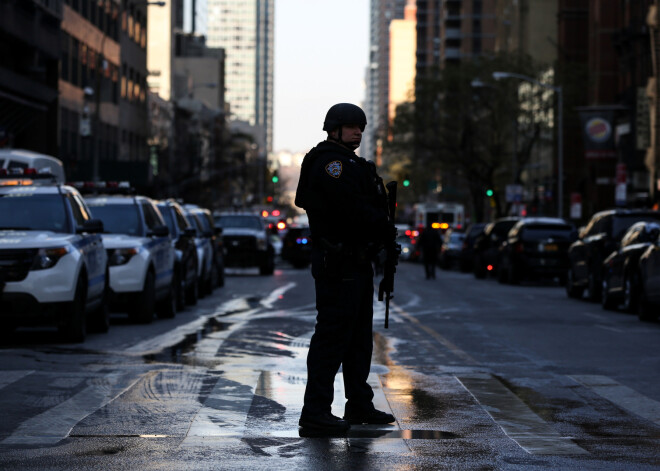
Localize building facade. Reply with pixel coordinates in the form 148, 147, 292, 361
206, 0, 274, 154
0, 0, 61, 155
59, 0, 149, 186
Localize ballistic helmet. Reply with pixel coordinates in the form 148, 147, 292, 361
323, 103, 367, 132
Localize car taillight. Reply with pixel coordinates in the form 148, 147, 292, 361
487, 264, 494, 271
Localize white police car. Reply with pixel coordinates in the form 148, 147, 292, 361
0, 169, 108, 342
84, 190, 176, 323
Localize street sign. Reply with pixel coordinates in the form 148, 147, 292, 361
79, 117, 91, 137
505, 184, 523, 203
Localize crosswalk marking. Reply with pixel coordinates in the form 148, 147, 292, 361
570, 375, 660, 427
183, 369, 261, 441
1, 372, 145, 446
457, 374, 588, 455
0, 370, 34, 391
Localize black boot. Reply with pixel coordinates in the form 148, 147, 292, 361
299, 411, 350, 432
344, 406, 395, 425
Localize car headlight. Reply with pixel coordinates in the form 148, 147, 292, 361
108, 247, 139, 266
31, 246, 70, 270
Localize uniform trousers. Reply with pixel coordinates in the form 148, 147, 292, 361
302, 261, 375, 416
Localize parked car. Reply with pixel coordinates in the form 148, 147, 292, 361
439, 229, 466, 269
184, 205, 225, 289
85, 193, 176, 323
281, 225, 312, 268
601, 221, 660, 312
473, 217, 521, 278
497, 217, 577, 284
182, 206, 217, 297
459, 222, 487, 272
638, 229, 660, 321
157, 200, 200, 309
566, 209, 660, 301
214, 212, 275, 275
0, 171, 108, 341
396, 234, 417, 262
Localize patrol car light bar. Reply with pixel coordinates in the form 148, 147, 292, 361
69, 181, 135, 195
0, 167, 58, 185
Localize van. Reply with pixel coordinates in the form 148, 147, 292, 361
0, 148, 66, 183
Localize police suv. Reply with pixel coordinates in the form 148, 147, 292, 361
214, 212, 275, 275
0, 169, 108, 342
84, 187, 176, 323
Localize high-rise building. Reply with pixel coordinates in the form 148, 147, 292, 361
206, 0, 274, 153
364, 0, 407, 163
389, 1, 417, 125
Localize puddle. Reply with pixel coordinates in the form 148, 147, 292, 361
285, 429, 459, 439
143, 317, 229, 365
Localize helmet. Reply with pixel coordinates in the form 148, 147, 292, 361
323, 103, 367, 132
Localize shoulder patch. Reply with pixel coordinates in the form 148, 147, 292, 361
325, 160, 342, 178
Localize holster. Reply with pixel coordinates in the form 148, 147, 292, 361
313, 238, 371, 281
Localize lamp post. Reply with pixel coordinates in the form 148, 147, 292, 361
492, 71, 564, 218
91, 0, 165, 182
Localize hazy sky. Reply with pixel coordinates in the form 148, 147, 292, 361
273, 0, 370, 154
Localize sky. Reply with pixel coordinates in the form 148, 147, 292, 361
273, 0, 370, 154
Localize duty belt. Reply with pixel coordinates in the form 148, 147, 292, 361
318, 238, 371, 263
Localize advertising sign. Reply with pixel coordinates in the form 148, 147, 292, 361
578, 108, 616, 159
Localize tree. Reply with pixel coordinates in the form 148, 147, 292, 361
384, 52, 553, 222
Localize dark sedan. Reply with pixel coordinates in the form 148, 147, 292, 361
439, 229, 466, 270
497, 217, 577, 284
601, 221, 660, 312
566, 209, 660, 301
636, 228, 660, 321
459, 222, 487, 272
473, 217, 520, 279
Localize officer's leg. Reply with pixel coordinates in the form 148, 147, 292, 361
302, 277, 353, 416
342, 270, 374, 410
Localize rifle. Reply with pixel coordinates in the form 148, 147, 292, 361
378, 181, 400, 328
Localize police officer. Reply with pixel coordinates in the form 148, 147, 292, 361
295, 103, 396, 433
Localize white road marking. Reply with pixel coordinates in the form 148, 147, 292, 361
457, 374, 588, 455
183, 369, 261, 441
1, 372, 145, 445
260, 282, 297, 309
570, 375, 660, 427
0, 370, 34, 390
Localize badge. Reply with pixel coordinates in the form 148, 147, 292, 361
325, 160, 342, 178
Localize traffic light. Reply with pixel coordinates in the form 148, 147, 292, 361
486, 189, 494, 197
272, 174, 279, 183
403, 178, 410, 187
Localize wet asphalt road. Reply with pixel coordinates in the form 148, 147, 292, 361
1, 259, 660, 470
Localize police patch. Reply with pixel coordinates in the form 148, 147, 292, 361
325, 160, 342, 178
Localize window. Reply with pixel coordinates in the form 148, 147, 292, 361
67, 194, 86, 227
142, 203, 162, 231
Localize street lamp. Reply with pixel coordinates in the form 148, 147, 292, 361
492, 71, 564, 218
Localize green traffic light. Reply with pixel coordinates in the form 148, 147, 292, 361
403, 179, 410, 187
486, 189, 494, 197
272, 175, 279, 183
